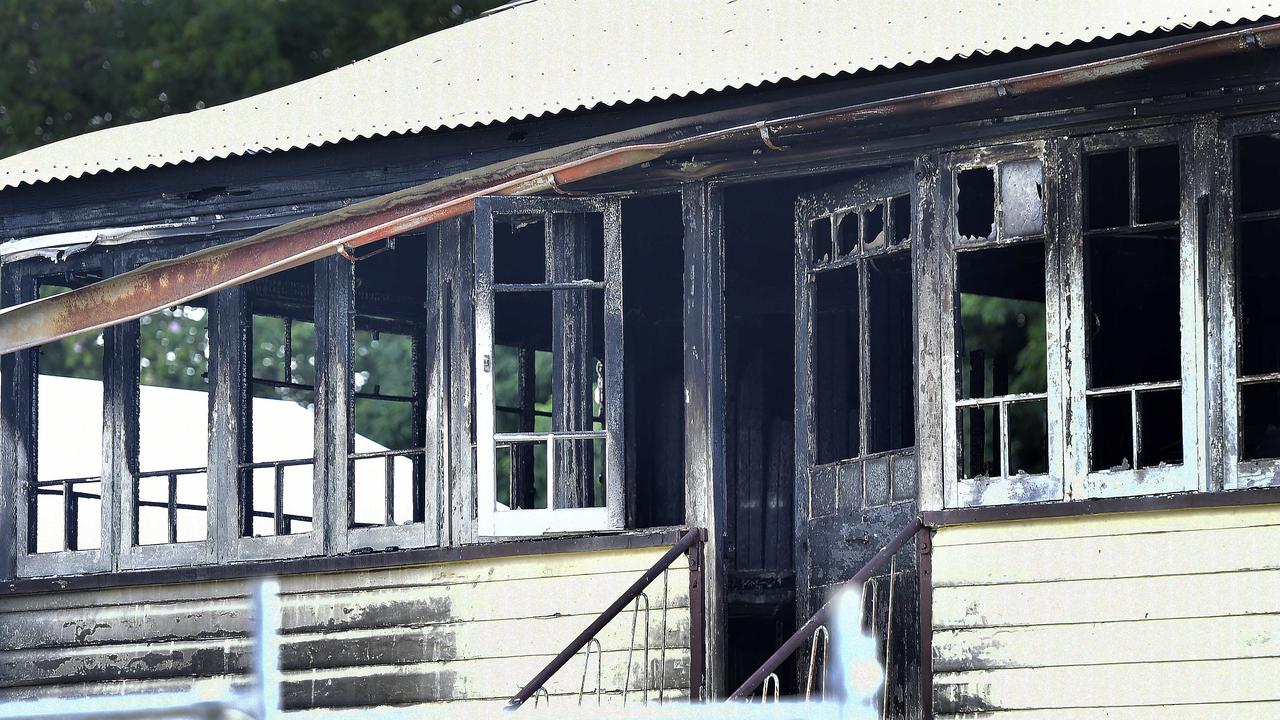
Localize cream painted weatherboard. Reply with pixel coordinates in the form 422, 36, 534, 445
931, 503, 1280, 718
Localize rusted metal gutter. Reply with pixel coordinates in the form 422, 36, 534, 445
2, 21, 1278, 355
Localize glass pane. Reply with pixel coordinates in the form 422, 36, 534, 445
811, 216, 833, 266
862, 204, 885, 252
867, 253, 914, 453
890, 194, 911, 245
1136, 145, 1180, 224
1238, 133, 1280, 214
1241, 381, 1280, 462
174, 472, 208, 542
958, 405, 1000, 479
1138, 388, 1182, 468
1238, 221, 1280, 377
496, 441, 548, 510
956, 167, 995, 240
281, 464, 312, 535
1089, 393, 1132, 472
137, 474, 169, 546
1008, 399, 1049, 476
354, 397, 414, 451
813, 265, 860, 464
494, 215, 546, 284
251, 315, 287, 382
139, 304, 209, 473
955, 242, 1047, 399
1084, 229, 1181, 388
35, 281, 105, 554
836, 212, 858, 258
1086, 150, 1130, 230
251, 388, 315, 462
999, 159, 1044, 238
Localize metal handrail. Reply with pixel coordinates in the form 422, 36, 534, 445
726, 517, 923, 701
507, 527, 704, 710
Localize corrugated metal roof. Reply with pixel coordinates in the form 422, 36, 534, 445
1, 0, 1276, 190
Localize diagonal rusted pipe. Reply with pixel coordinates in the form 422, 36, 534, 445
2, 21, 1277, 355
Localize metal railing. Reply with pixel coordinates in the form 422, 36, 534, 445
727, 518, 924, 705
507, 528, 704, 710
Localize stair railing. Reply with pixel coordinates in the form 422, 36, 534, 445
726, 517, 924, 703
507, 527, 705, 710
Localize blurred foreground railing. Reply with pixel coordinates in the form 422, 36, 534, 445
727, 518, 925, 712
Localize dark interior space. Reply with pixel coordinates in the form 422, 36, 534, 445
621, 194, 686, 528
1236, 136, 1280, 461
723, 180, 800, 693
1084, 144, 1184, 471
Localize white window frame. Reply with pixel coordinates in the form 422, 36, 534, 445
473, 195, 625, 537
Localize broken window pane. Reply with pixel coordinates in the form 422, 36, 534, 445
867, 253, 914, 453
551, 211, 606, 284
811, 216, 833, 265
1240, 382, 1280, 462
34, 280, 105, 553
836, 212, 858, 258
1089, 392, 1132, 472
1007, 399, 1049, 475
1086, 150, 1130, 230
1136, 145, 1180, 224
958, 405, 1000, 479
495, 441, 548, 510
890, 194, 911, 245
957, 167, 996, 240
554, 437, 607, 508
1138, 388, 1182, 468
999, 159, 1045, 238
494, 215, 546, 285
1237, 220, 1280, 377
955, 242, 1048, 400
813, 265, 860, 464
1084, 229, 1181, 388
862, 203, 886, 252
137, 303, 210, 545
1238, 134, 1280, 214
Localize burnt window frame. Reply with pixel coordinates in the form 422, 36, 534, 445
226, 260, 329, 562
5, 254, 120, 577
795, 166, 919, 522
333, 230, 446, 553
1220, 113, 1280, 491
116, 241, 223, 570
1062, 125, 1206, 500
940, 141, 1068, 508
473, 195, 625, 537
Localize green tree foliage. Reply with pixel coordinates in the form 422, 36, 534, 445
0, 0, 504, 157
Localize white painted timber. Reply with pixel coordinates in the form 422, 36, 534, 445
930, 503, 1280, 715
0, 543, 695, 711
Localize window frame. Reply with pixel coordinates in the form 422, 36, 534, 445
117, 245, 221, 570
8, 255, 119, 577
1219, 112, 1280, 490
939, 141, 1068, 508
1062, 125, 1207, 499
795, 165, 919, 521
473, 195, 625, 537
334, 230, 445, 553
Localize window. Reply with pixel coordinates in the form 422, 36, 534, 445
799, 168, 917, 519
942, 131, 1202, 508
474, 196, 624, 536
31, 276, 107, 556
1069, 132, 1199, 497
343, 234, 442, 551
1228, 127, 1280, 487
119, 301, 214, 568
943, 145, 1063, 507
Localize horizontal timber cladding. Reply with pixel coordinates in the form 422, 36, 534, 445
0, 546, 692, 712
930, 503, 1280, 717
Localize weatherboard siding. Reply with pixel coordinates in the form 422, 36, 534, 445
931, 503, 1280, 717
0, 546, 692, 713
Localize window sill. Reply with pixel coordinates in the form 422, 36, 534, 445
921, 486, 1280, 527
2, 525, 691, 596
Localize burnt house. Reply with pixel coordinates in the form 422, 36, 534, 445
1, 1, 1279, 716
